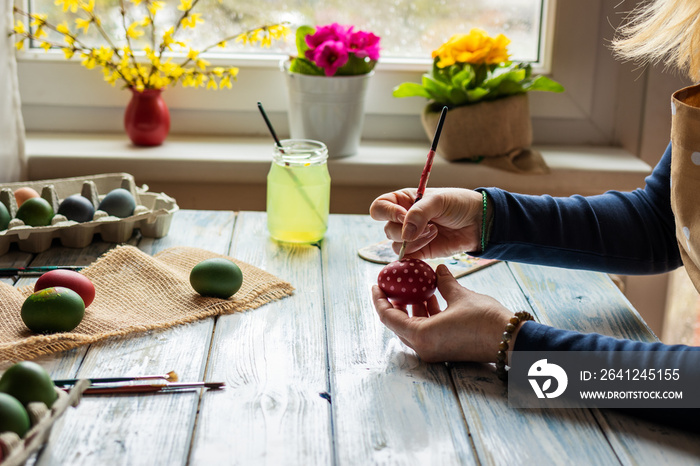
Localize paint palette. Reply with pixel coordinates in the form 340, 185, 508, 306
358, 240, 498, 278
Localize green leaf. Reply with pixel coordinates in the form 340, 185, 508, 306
491, 80, 526, 98
336, 56, 376, 76
482, 69, 526, 90
452, 66, 475, 89
392, 82, 432, 99
523, 75, 565, 92
289, 57, 324, 76
430, 59, 453, 85
390, 58, 564, 105
447, 87, 469, 106
421, 75, 451, 102
518, 63, 533, 79
466, 87, 490, 102
295, 25, 315, 57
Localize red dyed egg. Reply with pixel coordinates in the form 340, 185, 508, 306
377, 259, 437, 305
35, 269, 96, 308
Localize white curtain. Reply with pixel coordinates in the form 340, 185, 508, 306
0, 0, 26, 182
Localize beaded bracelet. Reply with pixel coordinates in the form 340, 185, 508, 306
495, 311, 535, 381
480, 191, 488, 252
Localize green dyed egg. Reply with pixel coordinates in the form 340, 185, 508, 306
15, 197, 54, 227
0, 202, 10, 231
0, 393, 30, 437
21, 287, 86, 334
190, 258, 243, 299
0, 361, 57, 409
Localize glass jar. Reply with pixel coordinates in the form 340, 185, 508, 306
266, 139, 330, 243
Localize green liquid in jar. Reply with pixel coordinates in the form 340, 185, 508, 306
266, 160, 330, 243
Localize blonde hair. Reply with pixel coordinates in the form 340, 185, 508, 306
612, 0, 700, 80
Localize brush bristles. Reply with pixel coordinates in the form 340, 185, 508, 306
166, 371, 179, 382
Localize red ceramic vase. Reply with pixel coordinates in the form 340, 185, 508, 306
124, 88, 170, 146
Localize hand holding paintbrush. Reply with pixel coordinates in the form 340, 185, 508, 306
397, 106, 448, 260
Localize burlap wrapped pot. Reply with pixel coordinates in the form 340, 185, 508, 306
420, 94, 549, 173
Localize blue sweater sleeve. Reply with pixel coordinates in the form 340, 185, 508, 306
479, 143, 682, 274
514, 321, 700, 432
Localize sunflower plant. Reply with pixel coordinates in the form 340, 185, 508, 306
11, 0, 289, 91
393, 28, 563, 108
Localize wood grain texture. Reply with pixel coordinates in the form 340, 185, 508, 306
330, 215, 619, 465
32, 210, 236, 465
508, 261, 700, 464
189, 211, 333, 465
4, 210, 697, 465
323, 214, 477, 465
450, 262, 621, 465
508, 262, 656, 341
0, 249, 33, 286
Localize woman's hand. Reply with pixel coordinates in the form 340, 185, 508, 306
371, 264, 515, 363
369, 188, 484, 259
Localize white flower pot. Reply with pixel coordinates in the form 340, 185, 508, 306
283, 60, 372, 158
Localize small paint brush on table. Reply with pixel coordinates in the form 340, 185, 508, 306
0, 265, 86, 277
79, 382, 225, 395
53, 370, 179, 387
398, 106, 448, 261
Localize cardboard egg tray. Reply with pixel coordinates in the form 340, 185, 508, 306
0, 173, 179, 255
0, 381, 89, 466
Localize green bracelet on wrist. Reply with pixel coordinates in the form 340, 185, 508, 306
480, 191, 488, 252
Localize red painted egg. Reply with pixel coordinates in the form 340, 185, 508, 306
35, 269, 96, 308
377, 259, 437, 305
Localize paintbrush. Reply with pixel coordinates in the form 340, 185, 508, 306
0, 265, 86, 277
79, 381, 225, 395
53, 370, 179, 387
398, 106, 448, 260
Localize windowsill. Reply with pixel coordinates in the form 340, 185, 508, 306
25, 132, 652, 213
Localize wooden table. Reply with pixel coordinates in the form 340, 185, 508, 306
2, 210, 699, 465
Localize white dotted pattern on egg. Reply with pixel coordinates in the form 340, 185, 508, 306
378, 259, 438, 305
692, 152, 700, 166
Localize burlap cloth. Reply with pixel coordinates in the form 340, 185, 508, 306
421, 95, 550, 174
0, 245, 294, 362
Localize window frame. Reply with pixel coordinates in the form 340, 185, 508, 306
16, 0, 650, 153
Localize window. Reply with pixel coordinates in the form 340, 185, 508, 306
18, 0, 645, 151
27, 0, 546, 63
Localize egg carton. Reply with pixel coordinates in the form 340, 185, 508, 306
0, 381, 89, 466
0, 173, 179, 255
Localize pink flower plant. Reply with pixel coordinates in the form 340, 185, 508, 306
290, 23, 380, 77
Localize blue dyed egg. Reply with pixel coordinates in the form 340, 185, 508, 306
98, 188, 136, 218
58, 194, 95, 223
